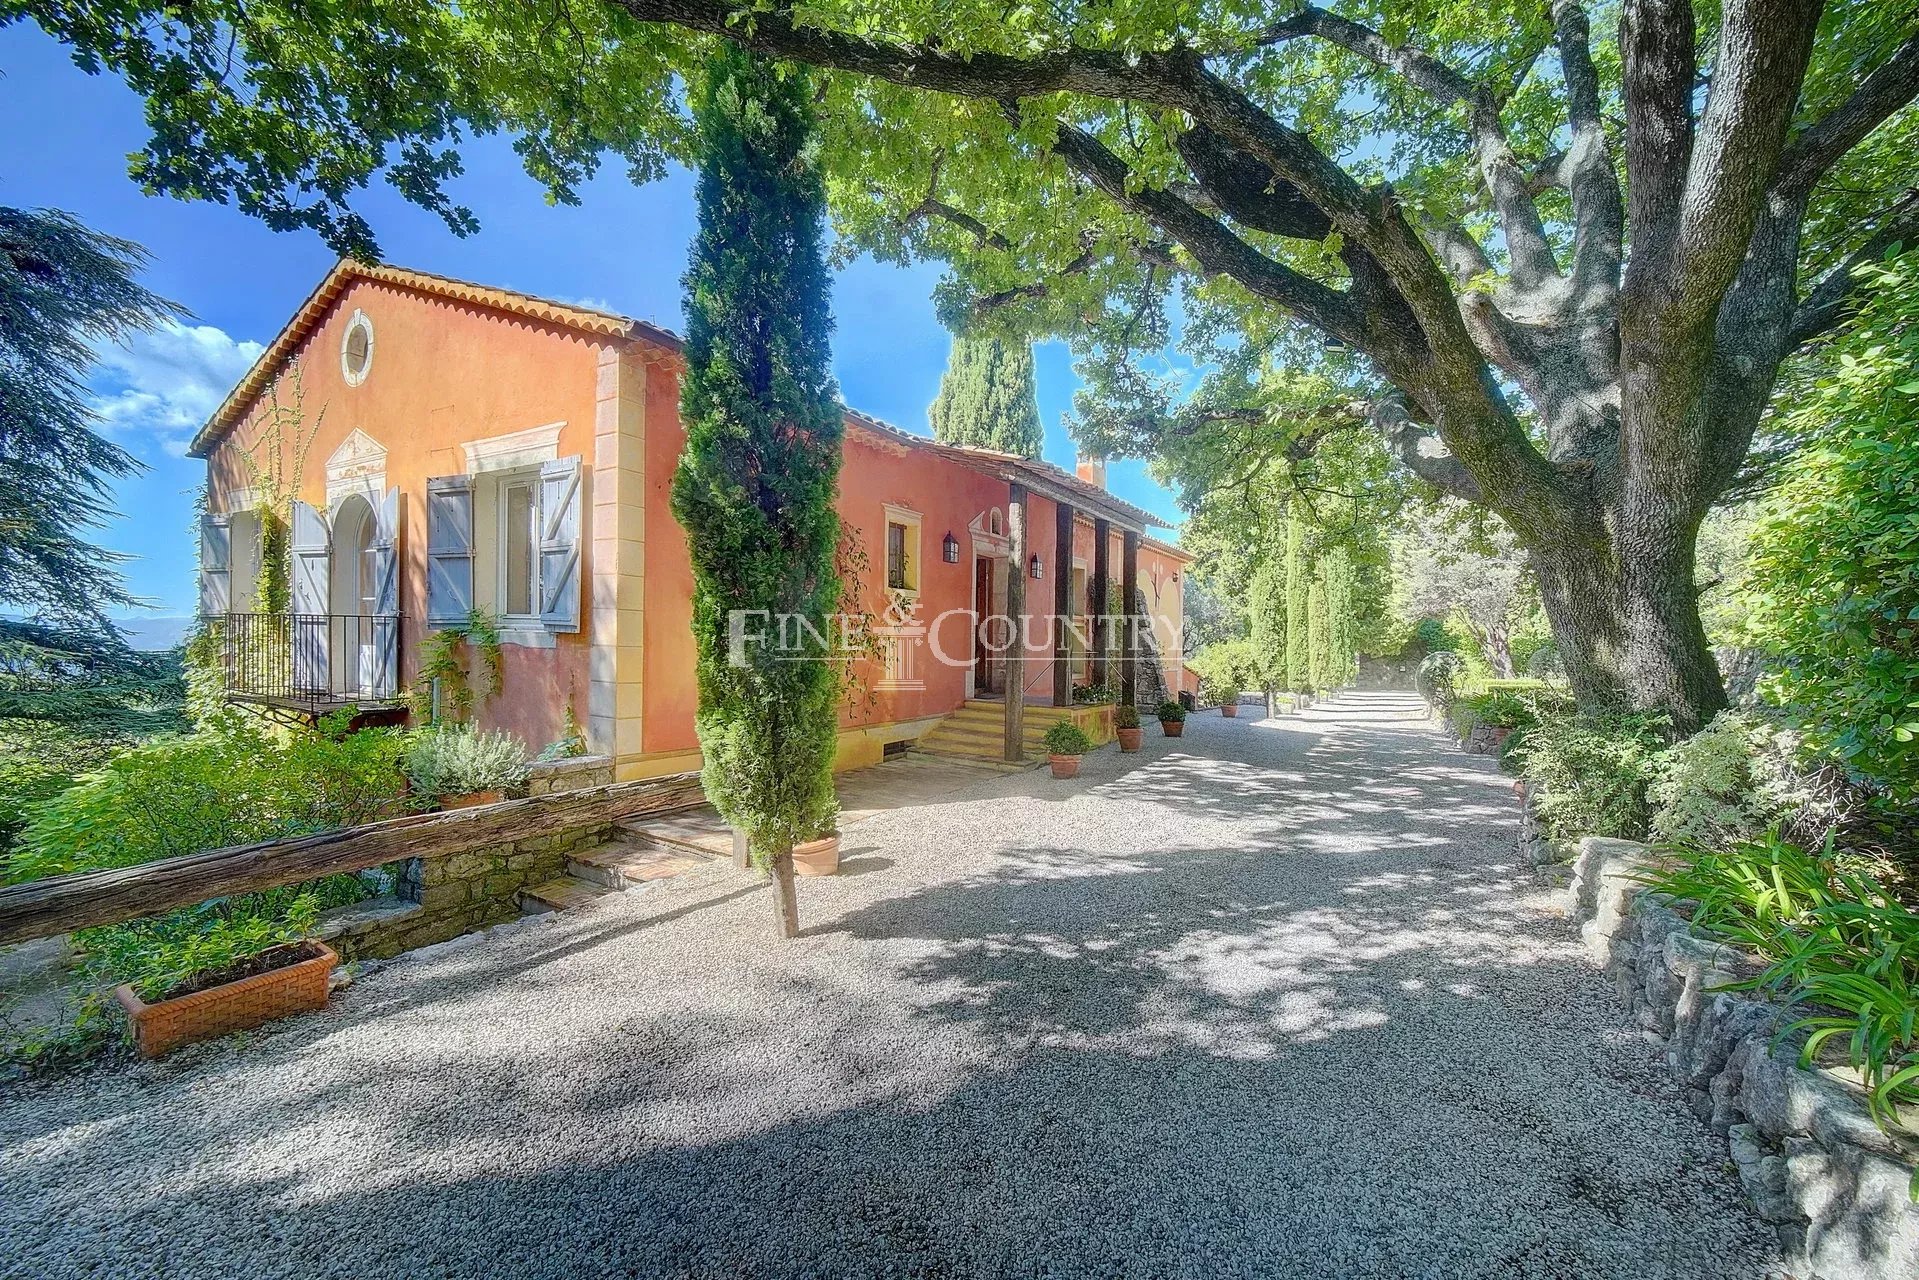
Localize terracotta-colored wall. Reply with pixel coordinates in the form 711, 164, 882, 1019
204, 278, 605, 751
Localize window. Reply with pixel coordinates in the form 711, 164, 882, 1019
883, 507, 921, 593
502, 477, 538, 618
341, 310, 374, 385
886, 522, 909, 590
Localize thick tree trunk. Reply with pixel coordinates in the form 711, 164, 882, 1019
1528, 528, 1726, 734
768, 843, 800, 938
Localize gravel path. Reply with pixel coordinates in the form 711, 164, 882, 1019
1, 692, 1782, 1279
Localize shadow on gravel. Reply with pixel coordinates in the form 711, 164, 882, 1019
0, 694, 1778, 1279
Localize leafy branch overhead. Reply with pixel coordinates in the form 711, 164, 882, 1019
16, 0, 1919, 730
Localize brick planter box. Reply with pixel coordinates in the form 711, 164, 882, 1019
115, 940, 337, 1058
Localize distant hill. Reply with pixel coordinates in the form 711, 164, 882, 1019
115, 617, 195, 651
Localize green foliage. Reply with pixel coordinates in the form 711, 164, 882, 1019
927, 328, 1043, 457
1456, 691, 1535, 731
1739, 254, 1919, 804
401, 723, 528, 803
1516, 710, 1670, 845
80, 876, 369, 1002
1649, 713, 1809, 853
670, 46, 842, 866
0, 208, 179, 646
1246, 553, 1287, 691
1071, 682, 1116, 705
10, 720, 407, 883
1189, 638, 1257, 703
1410, 617, 1464, 657
1645, 834, 1919, 1125
1414, 650, 1466, 713
537, 703, 589, 761
1155, 699, 1187, 723
1112, 703, 1140, 730
1042, 719, 1092, 756
407, 610, 504, 722
1284, 514, 1309, 692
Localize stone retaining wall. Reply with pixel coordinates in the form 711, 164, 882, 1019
318, 755, 620, 962
1569, 836, 1918, 1279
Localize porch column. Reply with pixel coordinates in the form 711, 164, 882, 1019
1051, 500, 1074, 706
1004, 483, 1029, 763
1120, 529, 1140, 707
1089, 516, 1111, 691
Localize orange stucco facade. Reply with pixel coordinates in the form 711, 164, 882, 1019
195, 263, 1190, 778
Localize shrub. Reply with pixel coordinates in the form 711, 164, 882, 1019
1645, 833, 1919, 1124
1738, 253, 1919, 804
79, 874, 372, 1002
1648, 712, 1808, 851
1189, 639, 1257, 692
11, 720, 407, 883
1042, 719, 1092, 756
1113, 704, 1140, 730
1515, 708, 1669, 844
1413, 650, 1466, 713
1211, 680, 1243, 706
1072, 682, 1115, 705
1457, 690, 1536, 730
401, 724, 528, 803
1155, 699, 1187, 723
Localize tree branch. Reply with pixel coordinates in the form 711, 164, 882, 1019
1370, 395, 1485, 504
1552, 2, 1624, 305
1046, 120, 1372, 349
1620, 0, 1698, 288
1774, 32, 1919, 199
1788, 191, 1919, 346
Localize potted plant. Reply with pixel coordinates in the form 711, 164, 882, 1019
403, 723, 529, 809
1156, 699, 1187, 737
1113, 703, 1144, 752
792, 812, 842, 877
104, 897, 337, 1058
1215, 681, 1243, 717
1043, 719, 1093, 778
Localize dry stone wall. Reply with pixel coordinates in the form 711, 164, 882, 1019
1568, 836, 1918, 1280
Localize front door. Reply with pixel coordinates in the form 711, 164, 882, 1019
973, 557, 1001, 695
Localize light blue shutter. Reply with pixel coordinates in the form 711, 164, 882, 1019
426, 475, 474, 626
537, 455, 583, 633
290, 500, 331, 694
198, 512, 231, 617
370, 487, 402, 699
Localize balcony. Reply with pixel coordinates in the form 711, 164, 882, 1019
212, 613, 405, 716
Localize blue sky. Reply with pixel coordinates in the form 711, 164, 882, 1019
0, 26, 1183, 621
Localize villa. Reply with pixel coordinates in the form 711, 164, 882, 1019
190, 260, 1191, 779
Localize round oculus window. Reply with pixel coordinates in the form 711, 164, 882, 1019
341, 310, 374, 385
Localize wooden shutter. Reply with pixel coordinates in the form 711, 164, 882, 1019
198, 512, 231, 617
537, 455, 583, 632
426, 475, 474, 626
290, 500, 331, 695
369, 487, 402, 699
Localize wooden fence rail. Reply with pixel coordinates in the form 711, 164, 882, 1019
0, 772, 706, 947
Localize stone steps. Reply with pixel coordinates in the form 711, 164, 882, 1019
519, 875, 615, 913
568, 833, 715, 889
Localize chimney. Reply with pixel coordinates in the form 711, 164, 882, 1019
1075, 454, 1107, 489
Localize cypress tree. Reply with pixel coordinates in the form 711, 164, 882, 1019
1308, 567, 1330, 693
1284, 513, 1309, 692
1248, 553, 1286, 700
670, 46, 841, 939
927, 329, 1043, 457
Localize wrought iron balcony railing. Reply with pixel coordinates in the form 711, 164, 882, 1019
212, 612, 404, 713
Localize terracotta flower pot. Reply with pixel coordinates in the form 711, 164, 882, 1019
1116, 727, 1144, 752
442, 789, 503, 810
116, 940, 337, 1059
1049, 754, 1082, 779
1160, 719, 1185, 737
1220, 703, 1239, 718
792, 833, 841, 877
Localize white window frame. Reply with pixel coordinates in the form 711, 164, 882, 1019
496, 472, 542, 627
341, 309, 375, 386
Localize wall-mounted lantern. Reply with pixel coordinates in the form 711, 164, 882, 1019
942, 532, 960, 563
1029, 553, 1044, 580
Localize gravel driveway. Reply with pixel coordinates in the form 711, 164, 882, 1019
1, 692, 1781, 1279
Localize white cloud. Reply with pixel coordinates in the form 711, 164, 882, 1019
88, 322, 265, 458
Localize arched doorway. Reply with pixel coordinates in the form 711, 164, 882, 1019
330, 493, 377, 696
